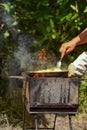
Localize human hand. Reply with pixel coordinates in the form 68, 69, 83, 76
59, 40, 77, 59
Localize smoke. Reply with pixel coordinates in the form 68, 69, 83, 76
8, 34, 57, 76
9, 34, 57, 76
0, 0, 36, 75
14, 35, 35, 70
1, 0, 57, 77
0, 0, 57, 110
1, 0, 20, 40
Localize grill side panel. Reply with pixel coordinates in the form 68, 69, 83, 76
28, 77, 79, 114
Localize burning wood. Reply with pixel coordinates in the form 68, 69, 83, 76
33, 73, 45, 78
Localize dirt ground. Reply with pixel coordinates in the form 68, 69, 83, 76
0, 113, 87, 130
39, 113, 87, 130
0, 126, 22, 130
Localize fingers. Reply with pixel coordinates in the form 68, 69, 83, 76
59, 42, 76, 58
60, 47, 67, 59
59, 43, 69, 58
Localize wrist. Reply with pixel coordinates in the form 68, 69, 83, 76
71, 36, 81, 46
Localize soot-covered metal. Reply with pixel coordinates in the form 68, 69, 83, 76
24, 72, 80, 114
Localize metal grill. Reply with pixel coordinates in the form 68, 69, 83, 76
9, 72, 80, 130
26, 76, 79, 114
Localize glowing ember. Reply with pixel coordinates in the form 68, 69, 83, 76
34, 73, 39, 78
33, 73, 45, 78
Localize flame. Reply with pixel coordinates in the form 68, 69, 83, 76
38, 48, 46, 60
38, 48, 53, 61
34, 48, 53, 78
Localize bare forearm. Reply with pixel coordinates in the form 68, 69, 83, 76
72, 28, 87, 46
59, 28, 87, 58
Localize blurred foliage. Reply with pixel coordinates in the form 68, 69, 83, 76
79, 71, 87, 113
0, 0, 87, 127
79, 81, 87, 112
11, 0, 87, 58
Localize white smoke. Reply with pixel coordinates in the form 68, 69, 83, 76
1, 0, 20, 40
1, 0, 57, 77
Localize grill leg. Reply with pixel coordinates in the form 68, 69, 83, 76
53, 114, 57, 130
69, 115, 73, 130
34, 115, 38, 130
23, 80, 26, 130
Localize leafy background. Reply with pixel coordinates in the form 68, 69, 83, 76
0, 0, 87, 127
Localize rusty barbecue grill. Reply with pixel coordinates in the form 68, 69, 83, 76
10, 70, 80, 130
22, 71, 80, 115
21, 70, 80, 130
